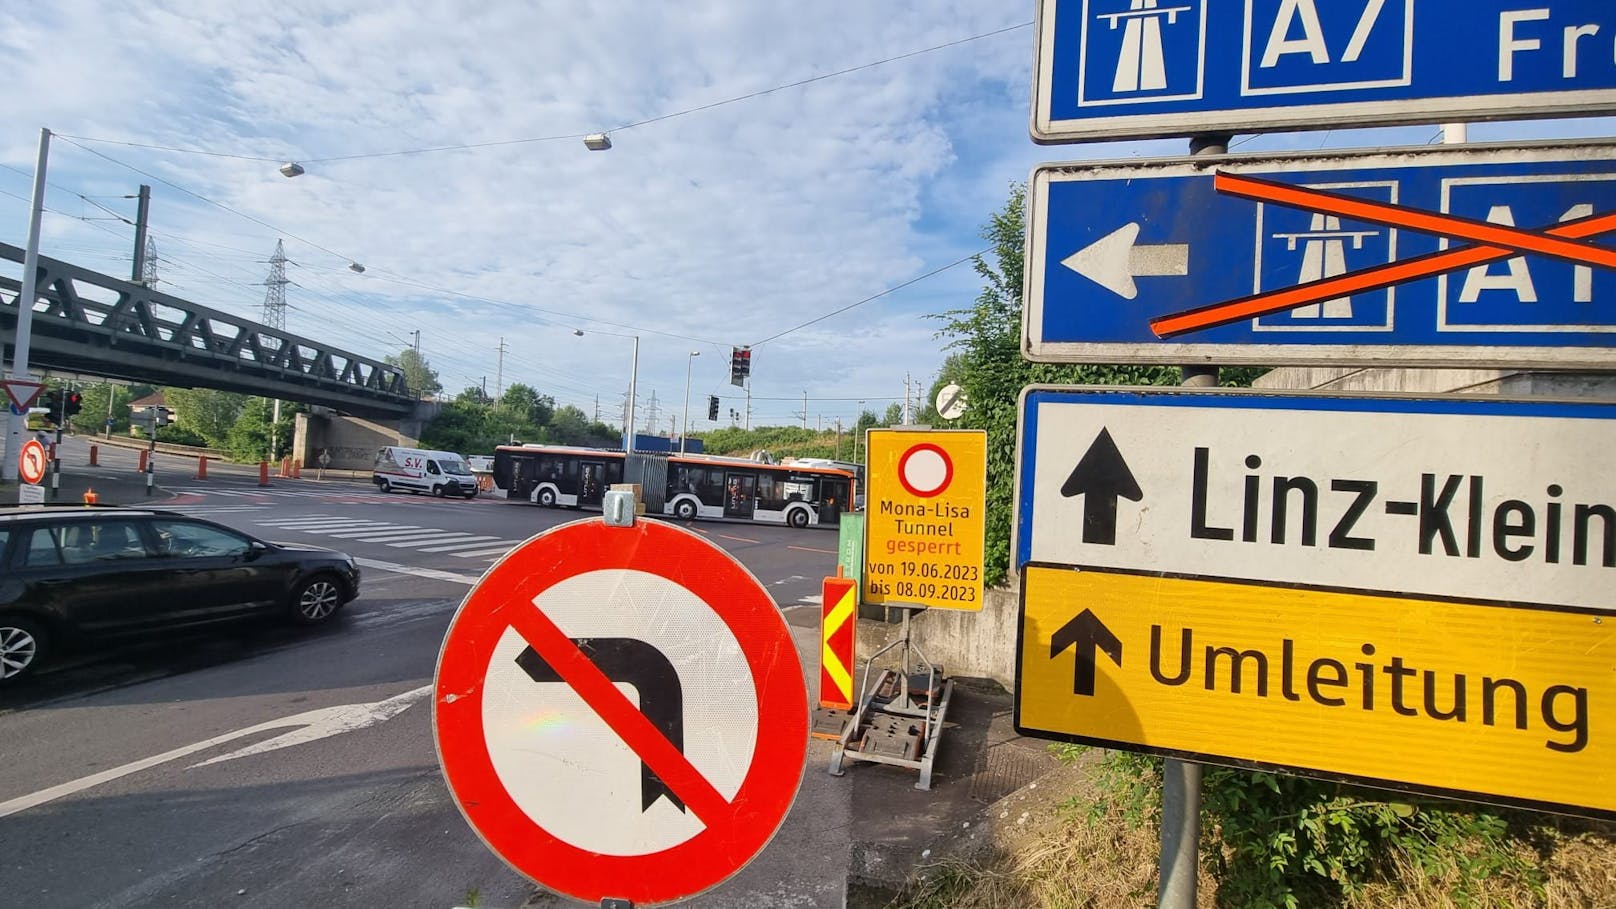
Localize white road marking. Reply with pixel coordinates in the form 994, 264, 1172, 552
356, 557, 480, 585
0, 685, 430, 819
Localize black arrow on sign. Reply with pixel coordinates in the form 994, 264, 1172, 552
516, 638, 686, 813
1059, 427, 1143, 546
1050, 609, 1123, 697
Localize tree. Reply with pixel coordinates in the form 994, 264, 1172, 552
162, 387, 249, 448
882, 402, 903, 426
386, 347, 442, 399
456, 385, 491, 405
499, 383, 554, 427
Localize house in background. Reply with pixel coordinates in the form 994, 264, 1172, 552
127, 391, 174, 434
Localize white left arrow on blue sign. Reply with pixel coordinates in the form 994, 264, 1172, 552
1059, 222, 1189, 300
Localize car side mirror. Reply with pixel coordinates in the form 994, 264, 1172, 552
247, 540, 270, 559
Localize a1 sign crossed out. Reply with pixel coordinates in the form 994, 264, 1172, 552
434, 518, 808, 906
1025, 142, 1616, 369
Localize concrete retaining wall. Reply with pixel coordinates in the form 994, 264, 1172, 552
855, 587, 1020, 689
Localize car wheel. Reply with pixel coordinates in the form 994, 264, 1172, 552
538, 488, 557, 507
0, 616, 48, 684
432, 484, 445, 498
378, 478, 391, 493
290, 575, 345, 625
788, 507, 810, 529
675, 498, 698, 520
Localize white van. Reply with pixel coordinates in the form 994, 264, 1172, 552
372, 446, 479, 498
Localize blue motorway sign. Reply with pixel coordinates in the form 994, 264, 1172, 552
1024, 141, 1616, 368
1032, 0, 1616, 143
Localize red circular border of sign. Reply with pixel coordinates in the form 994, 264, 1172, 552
18, 439, 46, 485
897, 442, 953, 498
434, 518, 810, 907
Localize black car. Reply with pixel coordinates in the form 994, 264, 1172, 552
0, 506, 361, 684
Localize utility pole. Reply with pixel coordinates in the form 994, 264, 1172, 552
141, 238, 160, 288
261, 240, 289, 460
593, 395, 600, 423
643, 391, 661, 434
745, 381, 752, 431
802, 390, 809, 429
495, 336, 507, 398
903, 373, 913, 424
261, 240, 288, 330
130, 185, 151, 284
835, 418, 842, 459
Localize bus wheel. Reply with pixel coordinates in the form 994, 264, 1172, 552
538, 488, 557, 507
788, 507, 810, 529
675, 499, 697, 520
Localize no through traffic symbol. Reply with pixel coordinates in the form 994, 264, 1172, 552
434, 517, 809, 906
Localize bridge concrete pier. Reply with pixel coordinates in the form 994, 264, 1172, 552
291, 401, 439, 472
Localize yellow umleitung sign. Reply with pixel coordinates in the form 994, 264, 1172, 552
1017, 565, 1616, 819
863, 429, 986, 611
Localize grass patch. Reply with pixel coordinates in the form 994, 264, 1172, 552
885, 748, 1616, 909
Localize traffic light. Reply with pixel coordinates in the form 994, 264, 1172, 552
64, 390, 82, 417
729, 346, 752, 387
151, 406, 171, 428
707, 395, 719, 421
40, 390, 61, 426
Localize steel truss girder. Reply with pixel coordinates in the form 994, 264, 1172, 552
0, 242, 414, 418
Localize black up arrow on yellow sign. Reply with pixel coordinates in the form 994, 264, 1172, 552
1014, 564, 1615, 821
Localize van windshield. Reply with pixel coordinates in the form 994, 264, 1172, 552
440, 459, 473, 476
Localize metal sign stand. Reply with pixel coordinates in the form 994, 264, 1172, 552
827, 603, 954, 790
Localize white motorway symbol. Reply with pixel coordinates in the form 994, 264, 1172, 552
0, 685, 430, 818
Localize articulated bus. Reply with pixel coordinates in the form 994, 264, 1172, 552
489, 444, 857, 528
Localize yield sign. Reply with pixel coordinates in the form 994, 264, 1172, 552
434, 516, 808, 907
2, 380, 44, 415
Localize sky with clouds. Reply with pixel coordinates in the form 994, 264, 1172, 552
2, 1, 1612, 436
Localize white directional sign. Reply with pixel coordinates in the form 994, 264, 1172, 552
1015, 386, 1615, 611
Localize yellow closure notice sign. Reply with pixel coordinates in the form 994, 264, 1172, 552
1017, 565, 1616, 820
863, 429, 986, 611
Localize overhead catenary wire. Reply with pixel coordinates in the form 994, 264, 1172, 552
57, 21, 1032, 166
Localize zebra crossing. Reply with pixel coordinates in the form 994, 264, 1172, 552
167, 486, 400, 502
250, 514, 527, 560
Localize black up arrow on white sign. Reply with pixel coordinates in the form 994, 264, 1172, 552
1060, 427, 1142, 546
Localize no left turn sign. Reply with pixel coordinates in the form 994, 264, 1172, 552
434, 517, 809, 906
18, 439, 47, 485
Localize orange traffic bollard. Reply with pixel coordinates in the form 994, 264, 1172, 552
137, 449, 149, 472
279, 456, 291, 478
196, 456, 208, 479
259, 461, 270, 487
83, 488, 99, 506
89, 444, 99, 466
292, 459, 302, 479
